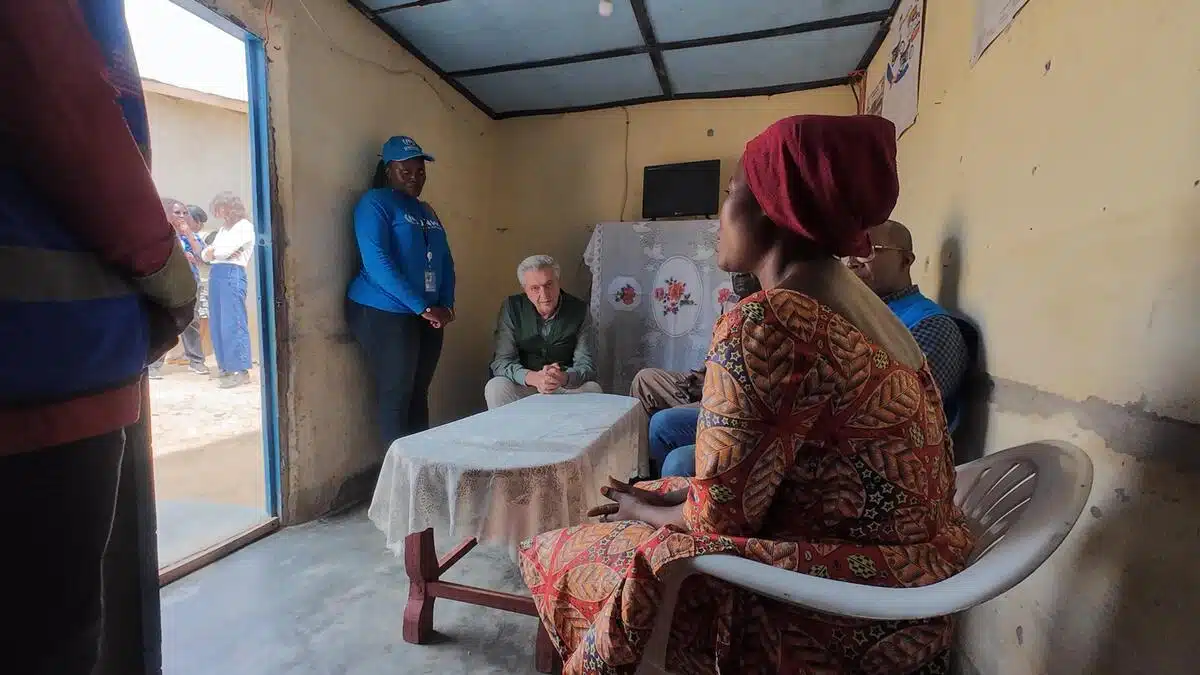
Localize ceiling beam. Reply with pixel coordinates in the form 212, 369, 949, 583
446, 9, 891, 78
663, 10, 892, 51
452, 46, 648, 80
374, 0, 453, 15
856, 0, 902, 71
344, 0, 497, 118
493, 76, 851, 120
628, 0, 673, 97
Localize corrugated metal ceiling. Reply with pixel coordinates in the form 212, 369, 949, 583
347, 0, 899, 119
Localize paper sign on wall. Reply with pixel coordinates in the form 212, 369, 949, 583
972, 0, 1032, 64
865, 0, 924, 139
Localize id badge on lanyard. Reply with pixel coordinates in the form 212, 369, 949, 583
424, 250, 437, 292
420, 213, 437, 292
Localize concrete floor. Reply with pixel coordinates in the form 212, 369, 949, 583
157, 500, 270, 566
161, 509, 541, 675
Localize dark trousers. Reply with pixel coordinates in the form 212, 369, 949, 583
150, 317, 205, 369
347, 301, 444, 446
0, 430, 126, 675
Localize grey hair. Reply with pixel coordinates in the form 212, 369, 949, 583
210, 191, 247, 218
517, 255, 560, 285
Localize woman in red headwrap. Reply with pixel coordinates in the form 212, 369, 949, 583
519, 115, 974, 674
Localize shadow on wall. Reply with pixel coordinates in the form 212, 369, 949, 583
937, 217, 991, 466
1038, 197, 1200, 673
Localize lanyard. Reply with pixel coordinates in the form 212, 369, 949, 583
419, 213, 433, 266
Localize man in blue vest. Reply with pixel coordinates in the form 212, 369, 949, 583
486, 255, 602, 409
846, 220, 969, 424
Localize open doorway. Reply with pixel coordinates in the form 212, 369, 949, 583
125, 0, 281, 576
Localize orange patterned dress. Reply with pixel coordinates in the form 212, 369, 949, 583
519, 289, 975, 674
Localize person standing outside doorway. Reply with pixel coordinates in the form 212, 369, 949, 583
150, 198, 210, 378
347, 136, 456, 447
202, 191, 255, 388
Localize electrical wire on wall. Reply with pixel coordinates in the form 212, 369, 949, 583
619, 106, 631, 221
287, 0, 457, 114
848, 69, 868, 114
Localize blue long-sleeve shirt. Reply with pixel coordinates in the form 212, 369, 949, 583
346, 188, 455, 315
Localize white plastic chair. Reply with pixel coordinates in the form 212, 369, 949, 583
636, 440, 1094, 674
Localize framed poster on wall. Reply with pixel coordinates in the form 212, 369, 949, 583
881, 0, 925, 137
864, 0, 925, 138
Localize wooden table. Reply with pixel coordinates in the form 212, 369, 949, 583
369, 393, 646, 672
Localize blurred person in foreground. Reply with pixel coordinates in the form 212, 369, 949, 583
519, 115, 972, 673
0, 1, 195, 672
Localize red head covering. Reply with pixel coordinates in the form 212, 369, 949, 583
741, 115, 899, 258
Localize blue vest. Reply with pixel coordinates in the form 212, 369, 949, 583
885, 290, 962, 430
0, 0, 150, 406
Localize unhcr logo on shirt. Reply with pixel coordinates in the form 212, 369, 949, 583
402, 211, 443, 231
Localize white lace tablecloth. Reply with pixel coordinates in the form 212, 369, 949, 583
368, 393, 646, 556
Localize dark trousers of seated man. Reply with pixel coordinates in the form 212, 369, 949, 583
0, 431, 126, 674
629, 368, 703, 477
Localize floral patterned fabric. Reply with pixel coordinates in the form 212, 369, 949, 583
585, 221, 729, 400
519, 289, 974, 674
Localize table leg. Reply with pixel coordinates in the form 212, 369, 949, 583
402, 526, 563, 673
402, 528, 439, 644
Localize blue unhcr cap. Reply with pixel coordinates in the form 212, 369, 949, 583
380, 136, 435, 163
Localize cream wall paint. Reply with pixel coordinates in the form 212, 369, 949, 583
492, 89, 857, 295
866, 0, 1199, 421
144, 90, 252, 218
863, 1, 1200, 672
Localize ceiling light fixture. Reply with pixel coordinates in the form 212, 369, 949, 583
599, 1, 614, 17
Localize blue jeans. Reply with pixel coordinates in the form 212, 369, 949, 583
648, 406, 700, 472
661, 444, 696, 477
209, 263, 252, 373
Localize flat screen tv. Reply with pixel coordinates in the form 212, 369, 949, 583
641, 159, 720, 219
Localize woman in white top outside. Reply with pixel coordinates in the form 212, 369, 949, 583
201, 191, 256, 388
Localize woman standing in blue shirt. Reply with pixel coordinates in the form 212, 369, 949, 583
347, 136, 456, 446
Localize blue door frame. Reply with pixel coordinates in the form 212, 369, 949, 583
172, 0, 283, 517
244, 33, 283, 518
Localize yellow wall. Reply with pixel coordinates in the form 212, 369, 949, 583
492, 90, 856, 293
865, 1, 1200, 672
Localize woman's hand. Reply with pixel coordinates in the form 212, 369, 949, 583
421, 306, 452, 328
602, 476, 687, 506
586, 476, 689, 524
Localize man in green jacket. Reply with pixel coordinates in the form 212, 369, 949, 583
486, 254, 602, 409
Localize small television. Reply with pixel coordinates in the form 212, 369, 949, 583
641, 159, 721, 219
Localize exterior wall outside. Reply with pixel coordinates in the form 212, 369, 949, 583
862, 0, 1200, 671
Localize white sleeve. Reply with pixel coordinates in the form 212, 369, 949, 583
210, 220, 256, 264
